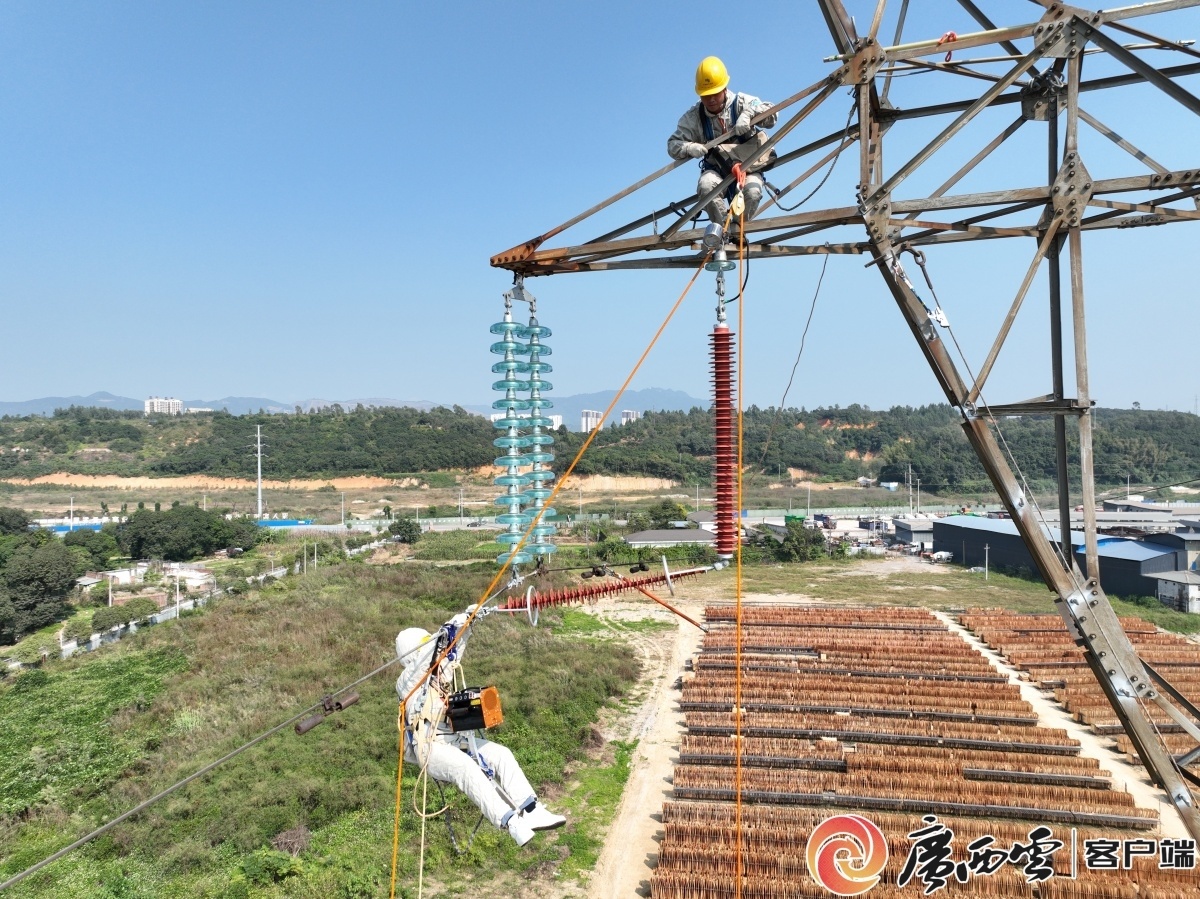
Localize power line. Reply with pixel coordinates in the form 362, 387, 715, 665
0, 654, 409, 892
758, 252, 828, 466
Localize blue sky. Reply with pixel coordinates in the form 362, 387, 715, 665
3, 2, 1199, 412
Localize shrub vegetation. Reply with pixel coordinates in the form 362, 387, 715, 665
0, 562, 640, 897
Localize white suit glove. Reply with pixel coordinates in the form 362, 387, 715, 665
733, 110, 754, 137
683, 142, 707, 159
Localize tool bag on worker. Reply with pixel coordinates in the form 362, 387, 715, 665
447, 686, 504, 732
699, 96, 777, 175
713, 131, 776, 174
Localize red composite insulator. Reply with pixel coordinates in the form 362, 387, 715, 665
711, 324, 736, 559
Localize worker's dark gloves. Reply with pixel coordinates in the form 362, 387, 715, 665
683, 142, 707, 159
733, 111, 754, 137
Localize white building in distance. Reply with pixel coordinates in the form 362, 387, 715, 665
145, 396, 183, 415
581, 409, 603, 432
621, 410, 641, 425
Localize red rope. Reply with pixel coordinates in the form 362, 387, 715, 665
938, 31, 958, 63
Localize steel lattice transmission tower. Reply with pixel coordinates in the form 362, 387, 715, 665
492, 0, 1200, 839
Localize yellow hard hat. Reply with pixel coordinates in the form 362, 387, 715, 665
695, 56, 729, 96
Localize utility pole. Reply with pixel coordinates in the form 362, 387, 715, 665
254, 426, 264, 520
579, 484, 587, 547
341, 492, 345, 526
917, 479, 921, 516
985, 543, 990, 581
458, 487, 465, 524
69, 495, 74, 532
908, 464, 913, 514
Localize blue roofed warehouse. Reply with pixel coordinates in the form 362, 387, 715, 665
932, 515, 1178, 599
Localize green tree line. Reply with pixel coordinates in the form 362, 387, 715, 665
1, 404, 1199, 490
0, 504, 262, 645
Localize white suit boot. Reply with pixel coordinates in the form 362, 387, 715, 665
523, 803, 566, 831
507, 813, 535, 846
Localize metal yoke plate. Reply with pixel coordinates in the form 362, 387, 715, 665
1021, 73, 1065, 122
1050, 152, 1093, 227
1034, 6, 1102, 59
860, 193, 894, 244
836, 38, 886, 86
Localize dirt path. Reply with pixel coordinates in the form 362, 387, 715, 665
0, 473, 411, 490
933, 610, 1188, 839
587, 599, 705, 899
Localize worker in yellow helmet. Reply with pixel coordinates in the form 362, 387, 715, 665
667, 56, 778, 231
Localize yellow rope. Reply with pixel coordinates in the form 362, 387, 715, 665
389, 704, 405, 899
733, 202, 746, 899
418, 767, 428, 899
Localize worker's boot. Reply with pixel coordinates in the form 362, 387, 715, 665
506, 813, 535, 847
522, 803, 567, 831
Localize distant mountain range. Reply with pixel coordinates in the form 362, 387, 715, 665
0, 388, 708, 429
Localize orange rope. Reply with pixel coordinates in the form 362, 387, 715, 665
389, 253, 712, 888
733, 204, 746, 899
397, 260, 708, 713
616, 576, 706, 631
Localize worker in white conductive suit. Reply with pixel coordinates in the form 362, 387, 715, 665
395, 608, 566, 846
667, 55, 778, 228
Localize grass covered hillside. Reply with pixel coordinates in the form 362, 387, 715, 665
2, 404, 1199, 495
0, 562, 641, 898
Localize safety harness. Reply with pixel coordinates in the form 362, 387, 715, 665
698, 95, 747, 169
697, 94, 775, 201
405, 625, 499, 780
699, 95, 746, 203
